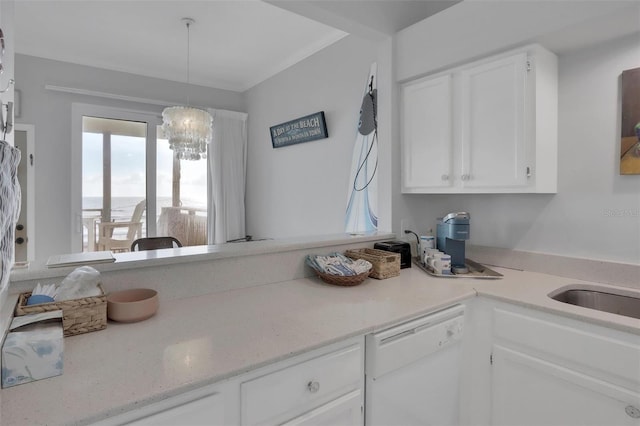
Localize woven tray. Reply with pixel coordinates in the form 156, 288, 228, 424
15, 284, 107, 337
315, 270, 370, 286
345, 248, 400, 279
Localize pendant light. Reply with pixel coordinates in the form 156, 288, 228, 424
162, 18, 213, 161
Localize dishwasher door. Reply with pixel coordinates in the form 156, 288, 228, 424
365, 304, 465, 426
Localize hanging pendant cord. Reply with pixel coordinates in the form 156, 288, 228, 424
186, 20, 191, 106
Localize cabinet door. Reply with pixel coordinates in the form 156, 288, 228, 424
282, 390, 363, 426
401, 74, 453, 191
491, 345, 640, 426
460, 53, 528, 188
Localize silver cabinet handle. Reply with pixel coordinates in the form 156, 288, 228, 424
626, 405, 640, 418
441, 174, 449, 181
307, 381, 320, 393
461, 174, 470, 181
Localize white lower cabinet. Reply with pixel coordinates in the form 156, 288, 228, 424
489, 303, 640, 426
492, 345, 640, 426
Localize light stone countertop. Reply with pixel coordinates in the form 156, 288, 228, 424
2, 266, 640, 426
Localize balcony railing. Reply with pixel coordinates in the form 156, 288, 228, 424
157, 206, 207, 247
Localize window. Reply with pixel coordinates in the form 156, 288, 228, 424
72, 104, 208, 253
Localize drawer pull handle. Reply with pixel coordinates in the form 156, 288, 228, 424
626, 405, 640, 418
307, 380, 320, 393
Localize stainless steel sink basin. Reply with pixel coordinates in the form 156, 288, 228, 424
549, 285, 640, 320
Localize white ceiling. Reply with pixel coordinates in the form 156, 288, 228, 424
14, 1, 638, 93
14, 0, 458, 92
14, 1, 345, 92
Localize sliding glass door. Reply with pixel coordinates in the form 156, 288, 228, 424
81, 117, 147, 252
72, 104, 209, 253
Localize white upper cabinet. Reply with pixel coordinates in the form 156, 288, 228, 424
401, 45, 558, 194
459, 53, 527, 189
402, 74, 453, 189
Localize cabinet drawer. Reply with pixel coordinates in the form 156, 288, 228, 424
241, 343, 363, 425
493, 308, 640, 389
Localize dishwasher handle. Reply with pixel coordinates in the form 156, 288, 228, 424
380, 322, 435, 345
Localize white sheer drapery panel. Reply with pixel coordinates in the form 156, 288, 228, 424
0, 141, 21, 293
207, 109, 248, 244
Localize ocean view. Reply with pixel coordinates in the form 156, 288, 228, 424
83, 196, 206, 220
82, 197, 207, 249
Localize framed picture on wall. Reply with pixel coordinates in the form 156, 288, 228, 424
620, 67, 640, 175
270, 111, 328, 149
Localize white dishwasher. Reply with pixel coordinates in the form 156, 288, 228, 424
365, 304, 465, 426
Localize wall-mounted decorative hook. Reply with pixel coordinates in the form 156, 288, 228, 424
4, 101, 12, 134
0, 101, 13, 136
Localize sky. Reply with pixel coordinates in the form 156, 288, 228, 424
82, 131, 207, 207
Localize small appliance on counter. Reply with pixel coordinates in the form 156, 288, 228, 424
436, 212, 470, 274
411, 212, 503, 279
374, 240, 411, 269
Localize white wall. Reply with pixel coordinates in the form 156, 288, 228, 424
394, 33, 640, 265
244, 35, 391, 238
16, 54, 245, 260
395, 0, 635, 82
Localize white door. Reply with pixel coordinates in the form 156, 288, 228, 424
491, 345, 640, 426
13, 125, 35, 263
401, 74, 453, 191
459, 53, 528, 188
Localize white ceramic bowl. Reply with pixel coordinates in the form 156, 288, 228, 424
107, 288, 158, 323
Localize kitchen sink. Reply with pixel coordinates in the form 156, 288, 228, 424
549, 285, 640, 320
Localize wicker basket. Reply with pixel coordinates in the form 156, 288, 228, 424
345, 248, 401, 279
14, 284, 107, 337
314, 270, 370, 286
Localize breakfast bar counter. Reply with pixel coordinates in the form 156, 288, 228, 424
2, 261, 640, 425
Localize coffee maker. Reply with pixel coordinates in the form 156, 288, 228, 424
436, 212, 470, 274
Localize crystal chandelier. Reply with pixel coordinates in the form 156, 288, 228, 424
162, 18, 213, 161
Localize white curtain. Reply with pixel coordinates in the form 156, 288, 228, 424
0, 141, 21, 294
207, 109, 248, 244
